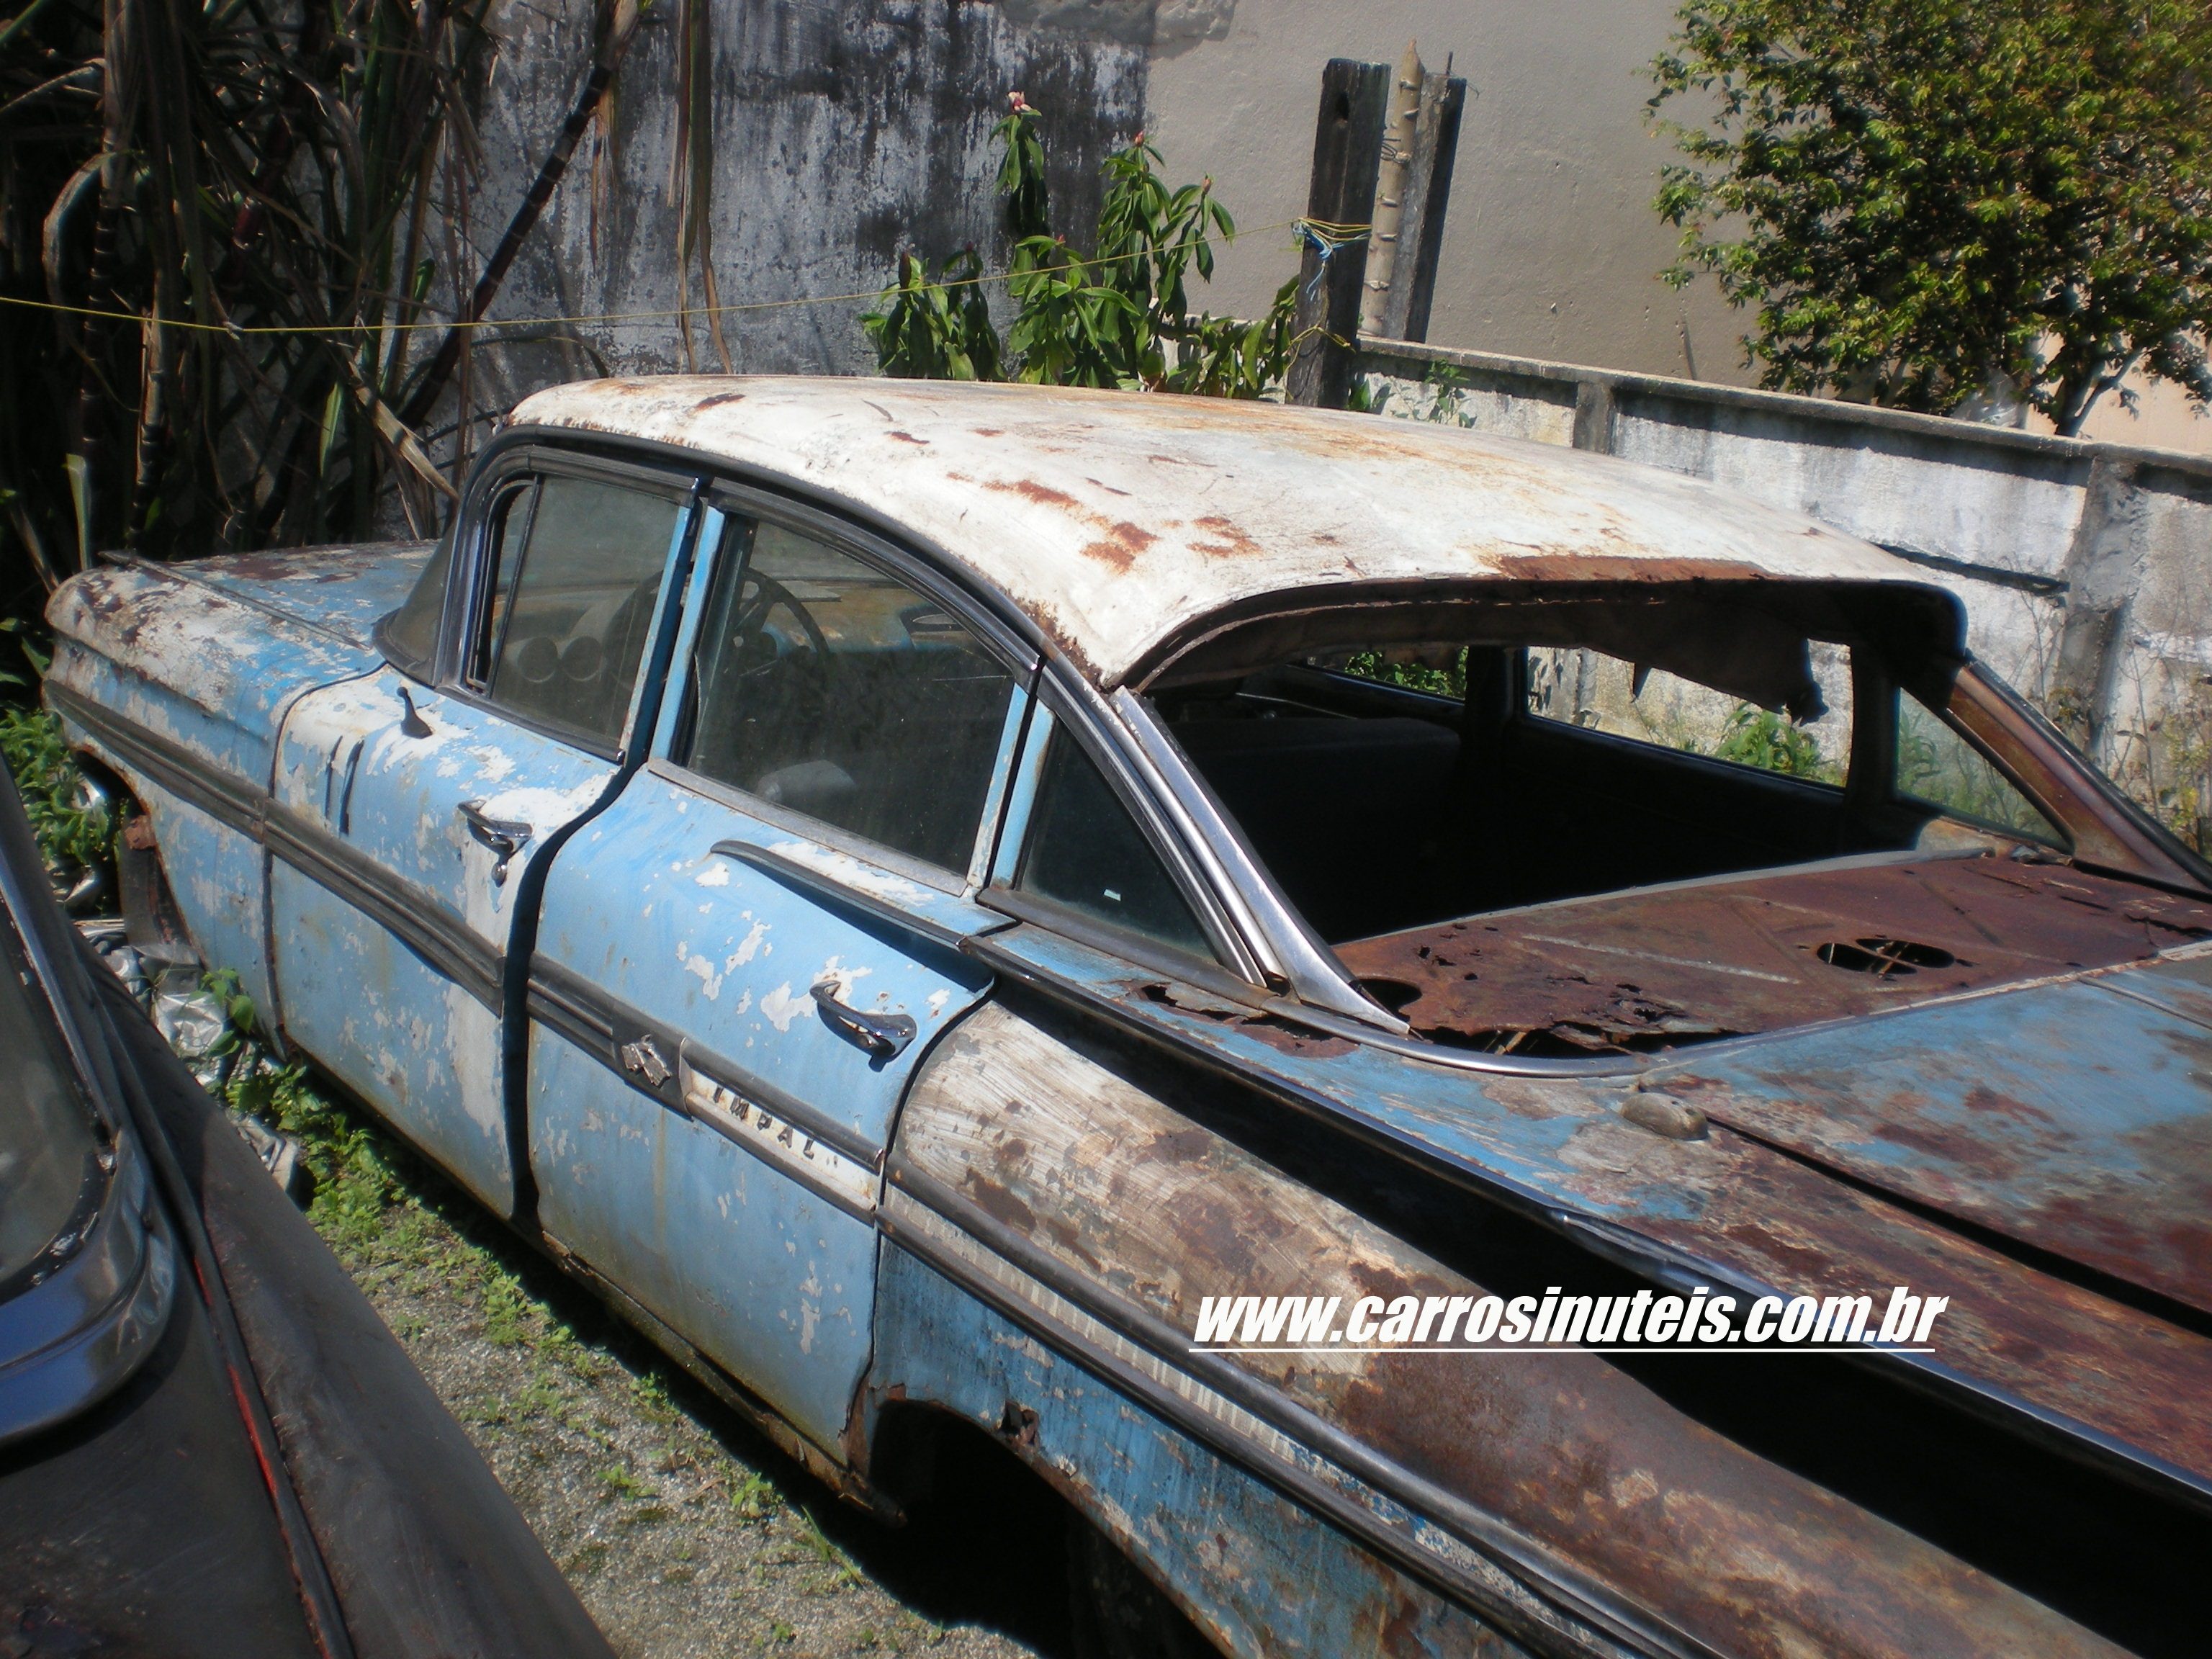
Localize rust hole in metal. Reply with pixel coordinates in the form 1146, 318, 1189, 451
1354, 976, 1422, 1015
1815, 936, 1959, 976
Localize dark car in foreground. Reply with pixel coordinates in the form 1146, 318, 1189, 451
0, 770, 611, 1658
40, 376, 2212, 1657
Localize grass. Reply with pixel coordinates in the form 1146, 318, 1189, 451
599, 1465, 657, 1502
731, 1470, 778, 1521
799, 1506, 864, 1589
0, 703, 114, 879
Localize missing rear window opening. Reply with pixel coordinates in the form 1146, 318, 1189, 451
1146, 591, 2200, 1054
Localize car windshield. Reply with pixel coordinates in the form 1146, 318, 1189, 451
1143, 585, 2208, 1055
0, 904, 104, 1292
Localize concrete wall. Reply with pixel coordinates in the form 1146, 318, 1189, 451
1358, 338, 2212, 841
442, 0, 1148, 436
444, 1, 2209, 456
1142, 1, 2212, 456
1142, 0, 1738, 384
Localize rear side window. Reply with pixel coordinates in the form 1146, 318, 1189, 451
1896, 688, 2064, 846
1525, 644, 1851, 785
1016, 727, 1213, 958
475, 476, 685, 750
677, 519, 1016, 873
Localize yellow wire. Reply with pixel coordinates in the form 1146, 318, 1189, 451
0, 216, 1367, 342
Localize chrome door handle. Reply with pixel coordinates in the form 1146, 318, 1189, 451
809, 981, 917, 1059
457, 800, 533, 884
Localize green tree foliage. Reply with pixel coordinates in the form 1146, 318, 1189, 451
863, 94, 1298, 397
1650, 0, 2212, 433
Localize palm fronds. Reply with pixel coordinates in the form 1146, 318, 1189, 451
0, 0, 500, 593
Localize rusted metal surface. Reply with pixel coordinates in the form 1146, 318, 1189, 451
891, 999, 2130, 1659
971, 922, 2212, 1502
1946, 663, 2205, 885
109, 543, 434, 650
866, 1241, 1537, 1659
1586, 1106, 2212, 1490
47, 549, 415, 784
1649, 946, 2212, 1319
511, 376, 1943, 687
46, 388, 2208, 1656
1334, 853, 2212, 1056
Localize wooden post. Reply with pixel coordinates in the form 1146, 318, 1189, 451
1287, 58, 1390, 409
1360, 42, 1426, 339
1380, 68, 1468, 344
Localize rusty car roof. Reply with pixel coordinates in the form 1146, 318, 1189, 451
510, 375, 1938, 687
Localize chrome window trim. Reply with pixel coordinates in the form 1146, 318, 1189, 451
699, 479, 1042, 678
647, 757, 970, 899
1022, 669, 1271, 988
652, 482, 1040, 889
430, 444, 706, 761
1109, 686, 1406, 1033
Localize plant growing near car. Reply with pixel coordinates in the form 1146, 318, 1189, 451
1712, 703, 1835, 781
1649, 0, 2212, 433
863, 95, 1298, 397
0, 0, 497, 586
0, 703, 112, 878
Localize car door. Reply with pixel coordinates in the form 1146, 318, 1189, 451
269, 451, 698, 1211
525, 488, 1032, 1457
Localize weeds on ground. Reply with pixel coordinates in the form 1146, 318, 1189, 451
731, 1470, 779, 1521
598, 1465, 657, 1502
799, 1506, 864, 1589
0, 703, 114, 878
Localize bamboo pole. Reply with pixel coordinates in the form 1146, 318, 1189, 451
1359, 42, 1424, 340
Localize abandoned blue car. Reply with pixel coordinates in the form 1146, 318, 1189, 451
45, 378, 2211, 1658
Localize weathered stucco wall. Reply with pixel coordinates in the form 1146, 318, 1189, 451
1141, 0, 1741, 385
1359, 338, 2212, 840
438, 0, 1148, 433
439, 1, 2211, 457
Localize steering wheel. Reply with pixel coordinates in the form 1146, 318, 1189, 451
680, 566, 835, 754
729, 567, 832, 669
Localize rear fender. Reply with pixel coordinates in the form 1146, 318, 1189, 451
868, 998, 2116, 1659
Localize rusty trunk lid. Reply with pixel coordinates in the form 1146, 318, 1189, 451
1646, 943, 2212, 1321
1333, 852, 2212, 1319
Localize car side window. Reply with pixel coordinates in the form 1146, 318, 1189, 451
677, 518, 1017, 873
1524, 644, 1851, 786
1895, 688, 2064, 845
1016, 726, 1214, 958
472, 475, 685, 750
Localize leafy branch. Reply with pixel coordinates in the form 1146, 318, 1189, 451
1649, 0, 2212, 433
863, 94, 1297, 399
